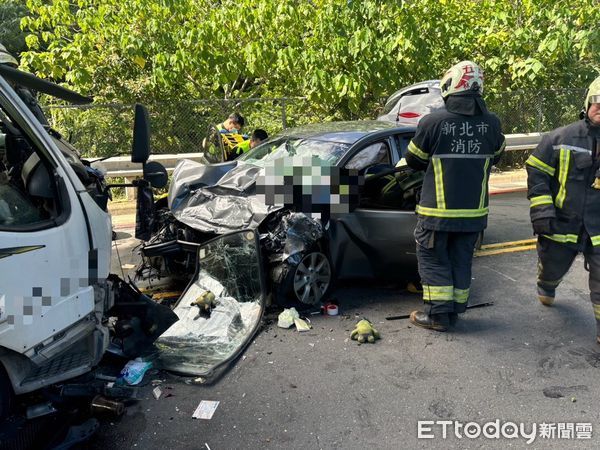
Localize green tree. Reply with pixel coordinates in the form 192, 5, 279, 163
0, 0, 28, 56
18, 0, 600, 154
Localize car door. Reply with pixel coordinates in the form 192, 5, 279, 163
329, 132, 419, 281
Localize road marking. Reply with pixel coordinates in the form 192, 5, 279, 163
475, 238, 536, 257
479, 265, 517, 282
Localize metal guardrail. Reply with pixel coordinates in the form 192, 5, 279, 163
503, 132, 544, 151
102, 133, 543, 198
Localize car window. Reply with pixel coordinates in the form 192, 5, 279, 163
394, 134, 413, 159
238, 137, 350, 167
344, 141, 390, 171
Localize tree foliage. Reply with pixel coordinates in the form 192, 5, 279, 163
19, 0, 600, 121
0, 0, 28, 54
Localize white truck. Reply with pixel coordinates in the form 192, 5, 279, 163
0, 64, 176, 419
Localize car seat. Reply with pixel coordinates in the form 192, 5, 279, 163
362, 164, 423, 210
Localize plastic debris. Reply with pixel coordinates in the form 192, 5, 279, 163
278, 307, 300, 329
118, 358, 153, 385
294, 318, 312, 332
192, 400, 220, 420
152, 387, 162, 400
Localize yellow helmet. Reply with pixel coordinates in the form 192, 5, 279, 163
440, 60, 483, 98
0, 43, 18, 67
584, 75, 600, 112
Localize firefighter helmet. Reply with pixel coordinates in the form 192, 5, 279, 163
584, 75, 600, 112
440, 61, 483, 98
0, 44, 18, 67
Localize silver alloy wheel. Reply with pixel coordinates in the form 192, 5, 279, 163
293, 251, 331, 304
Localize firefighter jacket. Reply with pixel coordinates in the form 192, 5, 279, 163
526, 119, 600, 250
406, 106, 505, 232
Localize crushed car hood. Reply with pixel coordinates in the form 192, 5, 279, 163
168, 159, 281, 234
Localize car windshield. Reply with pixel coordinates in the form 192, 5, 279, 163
237, 137, 350, 167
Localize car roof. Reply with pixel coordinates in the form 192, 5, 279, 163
277, 120, 415, 144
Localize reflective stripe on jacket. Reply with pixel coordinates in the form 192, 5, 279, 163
526, 120, 600, 249
235, 139, 251, 155
406, 108, 505, 232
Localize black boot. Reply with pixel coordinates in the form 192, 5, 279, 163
409, 311, 449, 332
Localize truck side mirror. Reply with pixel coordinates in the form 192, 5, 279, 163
131, 104, 150, 163
143, 161, 168, 189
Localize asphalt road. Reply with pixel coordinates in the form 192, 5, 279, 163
96, 191, 600, 449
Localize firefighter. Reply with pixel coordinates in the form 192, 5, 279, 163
526, 75, 600, 344
406, 61, 506, 331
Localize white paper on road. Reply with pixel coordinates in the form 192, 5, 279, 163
192, 400, 220, 420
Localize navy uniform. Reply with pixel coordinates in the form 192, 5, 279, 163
526, 75, 600, 343
406, 61, 505, 331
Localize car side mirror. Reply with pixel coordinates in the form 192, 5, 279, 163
143, 160, 168, 189
131, 104, 150, 163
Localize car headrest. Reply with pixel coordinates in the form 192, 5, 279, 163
21, 152, 54, 199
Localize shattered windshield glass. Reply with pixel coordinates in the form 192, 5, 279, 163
238, 137, 350, 167
156, 230, 264, 379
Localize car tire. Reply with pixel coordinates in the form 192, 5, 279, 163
0, 364, 14, 420
273, 246, 333, 306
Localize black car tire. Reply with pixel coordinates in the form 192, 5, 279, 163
272, 246, 333, 306
0, 364, 13, 420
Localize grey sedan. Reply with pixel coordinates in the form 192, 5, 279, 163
142, 120, 422, 306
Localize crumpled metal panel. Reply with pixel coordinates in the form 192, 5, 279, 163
168, 159, 281, 234
261, 211, 324, 265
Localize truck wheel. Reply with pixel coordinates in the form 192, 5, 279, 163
273, 248, 333, 306
0, 364, 14, 420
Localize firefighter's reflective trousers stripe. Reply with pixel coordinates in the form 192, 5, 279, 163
537, 236, 600, 337
415, 227, 480, 315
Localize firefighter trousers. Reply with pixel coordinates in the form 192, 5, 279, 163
415, 225, 480, 315
536, 236, 600, 336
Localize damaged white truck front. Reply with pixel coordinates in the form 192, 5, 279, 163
0, 66, 177, 419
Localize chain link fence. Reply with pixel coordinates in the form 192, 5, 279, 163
487, 89, 586, 135
44, 97, 311, 159
44, 89, 586, 160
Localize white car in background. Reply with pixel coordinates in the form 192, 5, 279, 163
377, 80, 444, 124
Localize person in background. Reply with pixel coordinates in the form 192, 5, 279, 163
203, 112, 246, 162
526, 75, 600, 344
216, 112, 245, 134
228, 129, 268, 160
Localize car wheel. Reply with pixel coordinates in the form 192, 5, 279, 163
273, 248, 333, 306
0, 364, 13, 420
